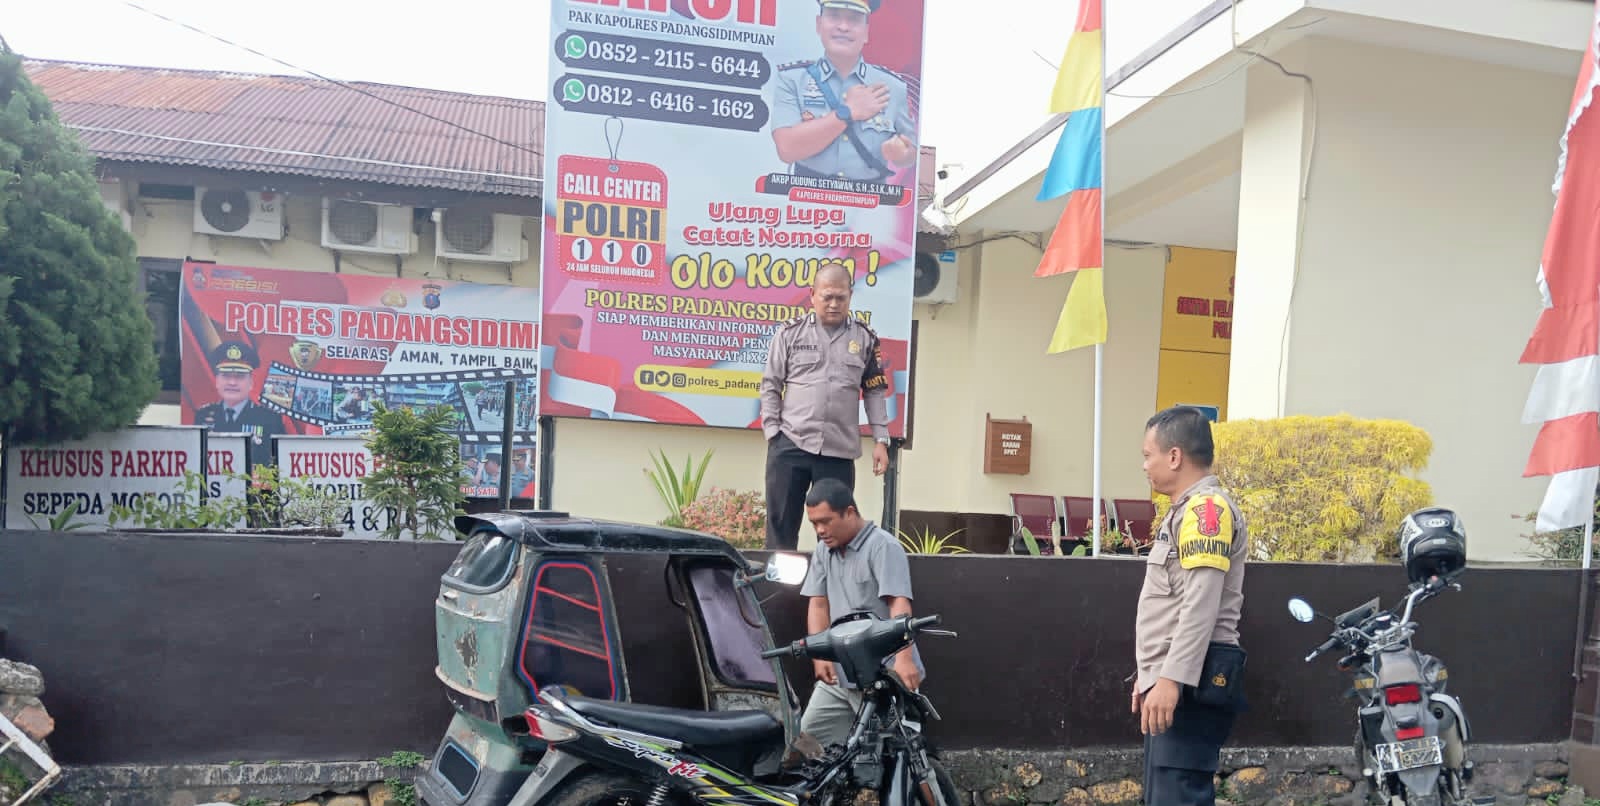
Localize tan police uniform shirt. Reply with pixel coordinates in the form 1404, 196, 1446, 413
1134, 474, 1249, 694
760, 311, 890, 459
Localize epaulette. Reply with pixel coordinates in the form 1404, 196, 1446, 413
778, 60, 813, 72
778, 311, 813, 330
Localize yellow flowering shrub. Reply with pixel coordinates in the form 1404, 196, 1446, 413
1153, 414, 1434, 563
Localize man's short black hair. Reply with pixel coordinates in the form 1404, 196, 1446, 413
1145, 406, 1215, 468
805, 477, 857, 514
813, 263, 853, 288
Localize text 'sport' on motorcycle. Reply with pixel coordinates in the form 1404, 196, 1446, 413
1287, 506, 1488, 806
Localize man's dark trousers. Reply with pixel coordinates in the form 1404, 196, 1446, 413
1143, 698, 1236, 806
765, 432, 855, 550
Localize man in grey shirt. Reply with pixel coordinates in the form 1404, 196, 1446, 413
796, 478, 923, 748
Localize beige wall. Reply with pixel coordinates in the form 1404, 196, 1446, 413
552, 420, 888, 551
1232, 37, 1574, 560
899, 241, 1168, 526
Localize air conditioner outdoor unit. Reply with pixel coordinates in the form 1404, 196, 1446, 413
434, 209, 526, 263
193, 187, 286, 240
912, 251, 958, 305
321, 199, 417, 255
98, 179, 130, 231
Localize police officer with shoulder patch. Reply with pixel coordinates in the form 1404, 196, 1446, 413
769, 0, 918, 183
1132, 406, 1249, 805
760, 263, 891, 550
195, 340, 287, 472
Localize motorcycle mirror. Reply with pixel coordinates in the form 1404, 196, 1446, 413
1287, 597, 1316, 623
764, 552, 810, 585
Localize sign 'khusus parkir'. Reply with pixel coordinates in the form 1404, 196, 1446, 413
3, 426, 208, 529
541, 0, 927, 432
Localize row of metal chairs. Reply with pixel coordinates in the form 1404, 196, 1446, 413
1009, 493, 1158, 555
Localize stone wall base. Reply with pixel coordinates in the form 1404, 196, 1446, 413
1571, 741, 1600, 793
42, 761, 422, 806
39, 744, 1574, 806
938, 743, 1571, 806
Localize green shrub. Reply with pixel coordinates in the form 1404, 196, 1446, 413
1155, 414, 1434, 563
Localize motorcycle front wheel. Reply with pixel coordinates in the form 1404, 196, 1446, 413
919, 758, 961, 806
543, 769, 684, 806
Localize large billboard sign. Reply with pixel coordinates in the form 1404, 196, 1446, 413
179, 261, 541, 499
541, 0, 924, 432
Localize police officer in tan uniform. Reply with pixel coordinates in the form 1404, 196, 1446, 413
769, 0, 918, 184
1132, 406, 1249, 805
760, 263, 891, 550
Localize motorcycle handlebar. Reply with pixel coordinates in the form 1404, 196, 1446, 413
758, 614, 946, 661
1305, 635, 1341, 662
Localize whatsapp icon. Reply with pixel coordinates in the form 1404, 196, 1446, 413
564, 35, 587, 60
562, 79, 585, 103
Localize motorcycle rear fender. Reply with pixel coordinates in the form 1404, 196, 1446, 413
1397, 766, 1442, 804
507, 748, 588, 806
1429, 693, 1470, 744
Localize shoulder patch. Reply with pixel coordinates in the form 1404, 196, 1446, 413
1177, 494, 1233, 572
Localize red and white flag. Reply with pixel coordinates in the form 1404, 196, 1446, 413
1521, 3, 1600, 533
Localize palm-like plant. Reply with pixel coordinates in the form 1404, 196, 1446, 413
896, 525, 970, 555
645, 448, 713, 527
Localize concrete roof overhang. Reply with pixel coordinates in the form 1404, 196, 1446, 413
936, 0, 1592, 250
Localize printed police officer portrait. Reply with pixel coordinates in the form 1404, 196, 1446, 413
194, 339, 286, 469
769, 0, 918, 185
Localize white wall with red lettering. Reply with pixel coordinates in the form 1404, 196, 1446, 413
4, 426, 207, 529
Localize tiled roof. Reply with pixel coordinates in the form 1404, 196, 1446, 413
24, 57, 948, 236
24, 59, 544, 198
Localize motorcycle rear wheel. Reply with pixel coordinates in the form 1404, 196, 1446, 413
544, 769, 685, 806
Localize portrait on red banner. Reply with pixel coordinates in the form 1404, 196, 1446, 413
179, 261, 542, 499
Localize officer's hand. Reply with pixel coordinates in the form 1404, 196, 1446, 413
844, 83, 890, 121
881, 134, 914, 166
1130, 680, 1143, 715
1141, 678, 1181, 736
813, 659, 838, 686
872, 442, 889, 475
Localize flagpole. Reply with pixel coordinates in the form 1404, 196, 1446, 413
1586, 510, 1594, 572
1090, 0, 1107, 559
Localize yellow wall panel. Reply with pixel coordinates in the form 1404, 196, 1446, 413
1159, 247, 1235, 355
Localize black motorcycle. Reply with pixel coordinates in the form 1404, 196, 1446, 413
1288, 572, 1483, 806
511, 612, 960, 806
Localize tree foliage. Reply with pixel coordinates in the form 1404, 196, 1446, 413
363, 402, 467, 540
0, 46, 158, 445
1155, 414, 1435, 563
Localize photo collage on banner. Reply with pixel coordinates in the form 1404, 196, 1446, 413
542, 0, 926, 432
179, 262, 541, 502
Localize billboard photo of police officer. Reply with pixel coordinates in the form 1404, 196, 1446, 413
770, 0, 919, 185
194, 339, 287, 471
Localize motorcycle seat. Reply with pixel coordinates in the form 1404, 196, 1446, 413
564, 694, 785, 750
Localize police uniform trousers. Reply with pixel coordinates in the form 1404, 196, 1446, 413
765, 432, 855, 550
1143, 698, 1236, 806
